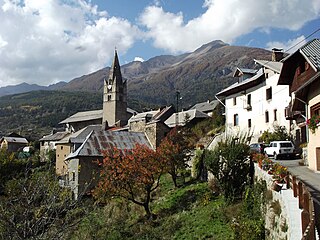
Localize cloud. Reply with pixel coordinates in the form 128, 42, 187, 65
266, 36, 307, 53
134, 56, 144, 62
0, 0, 141, 87
140, 0, 320, 53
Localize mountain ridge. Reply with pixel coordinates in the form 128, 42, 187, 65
0, 40, 271, 108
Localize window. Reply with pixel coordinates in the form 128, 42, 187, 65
61, 146, 63, 150
233, 97, 237, 106
311, 102, 320, 117
72, 172, 75, 181
274, 109, 277, 121
107, 95, 112, 101
265, 111, 269, 123
234, 114, 239, 126
248, 119, 252, 128
247, 94, 251, 106
266, 87, 272, 100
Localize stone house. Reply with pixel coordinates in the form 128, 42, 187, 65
128, 106, 174, 148
216, 49, 291, 143
55, 125, 101, 176
0, 136, 28, 153
278, 38, 320, 171
65, 130, 152, 199
39, 131, 70, 161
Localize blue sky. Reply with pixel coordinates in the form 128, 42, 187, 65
0, 0, 320, 87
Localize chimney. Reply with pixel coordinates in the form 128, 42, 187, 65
272, 48, 284, 62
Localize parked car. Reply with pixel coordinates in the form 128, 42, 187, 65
249, 143, 266, 154
264, 141, 295, 160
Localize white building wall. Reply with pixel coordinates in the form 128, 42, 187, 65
225, 69, 291, 142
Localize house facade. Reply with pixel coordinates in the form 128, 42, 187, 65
0, 136, 28, 152
65, 130, 152, 199
39, 131, 70, 161
216, 52, 291, 143
278, 38, 320, 171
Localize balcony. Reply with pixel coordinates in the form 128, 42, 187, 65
285, 103, 302, 120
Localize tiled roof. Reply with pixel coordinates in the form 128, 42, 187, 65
164, 109, 209, 128
300, 38, 320, 71
189, 100, 219, 113
66, 130, 151, 159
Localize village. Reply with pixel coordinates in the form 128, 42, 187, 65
0, 38, 320, 239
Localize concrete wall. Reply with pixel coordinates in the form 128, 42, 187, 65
225, 70, 291, 143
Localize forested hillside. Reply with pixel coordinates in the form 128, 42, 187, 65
0, 91, 103, 140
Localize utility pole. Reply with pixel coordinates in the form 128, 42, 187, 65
175, 90, 180, 127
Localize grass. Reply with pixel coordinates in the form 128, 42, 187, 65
71, 175, 235, 239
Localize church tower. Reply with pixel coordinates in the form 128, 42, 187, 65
102, 50, 127, 128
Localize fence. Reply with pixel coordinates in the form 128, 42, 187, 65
285, 173, 316, 239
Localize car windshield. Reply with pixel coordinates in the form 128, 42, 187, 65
280, 143, 292, 147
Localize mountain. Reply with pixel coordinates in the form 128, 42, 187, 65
0, 82, 67, 97
58, 40, 271, 108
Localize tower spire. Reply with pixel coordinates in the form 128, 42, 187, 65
102, 49, 127, 128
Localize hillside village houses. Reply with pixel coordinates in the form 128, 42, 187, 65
278, 38, 320, 172
38, 38, 320, 199
43, 50, 218, 199
216, 48, 292, 143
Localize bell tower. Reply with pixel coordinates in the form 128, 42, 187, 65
102, 50, 127, 128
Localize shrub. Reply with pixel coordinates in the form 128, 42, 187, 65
258, 125, 291, 144
204, 134, 251, 202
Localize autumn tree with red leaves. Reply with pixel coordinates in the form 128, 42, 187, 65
93, 144, 166, 218
158, 127, 193, 187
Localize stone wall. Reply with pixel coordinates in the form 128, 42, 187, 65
255, 164, 302, 240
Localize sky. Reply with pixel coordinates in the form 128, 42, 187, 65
0, 0, 320, 87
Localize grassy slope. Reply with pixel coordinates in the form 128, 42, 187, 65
71, 175, 234, 240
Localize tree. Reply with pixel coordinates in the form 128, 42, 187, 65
158, 127, 192, 187
205, 134, 251, 202
93, 144, 166, 218
0, 166, 81, 239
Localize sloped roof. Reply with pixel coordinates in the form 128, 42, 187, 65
164, 109, 209, 128
60, 108, 137, 124
39, 131, 70, 142
189, 100, 219, 113
128, 110, 159, 123
1, 137, 28, 144
278, 38, 320, 85
254, 59, 283, 73
216, 69, 265, 97
300, 38, 320, 71
233, 67, 257, 77
66, 130, 151, 159
57, 125, 102, 144
59, 109, 103, 124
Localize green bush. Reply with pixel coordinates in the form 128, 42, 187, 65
204, 134, 251, 202
258, 125, 291, 144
